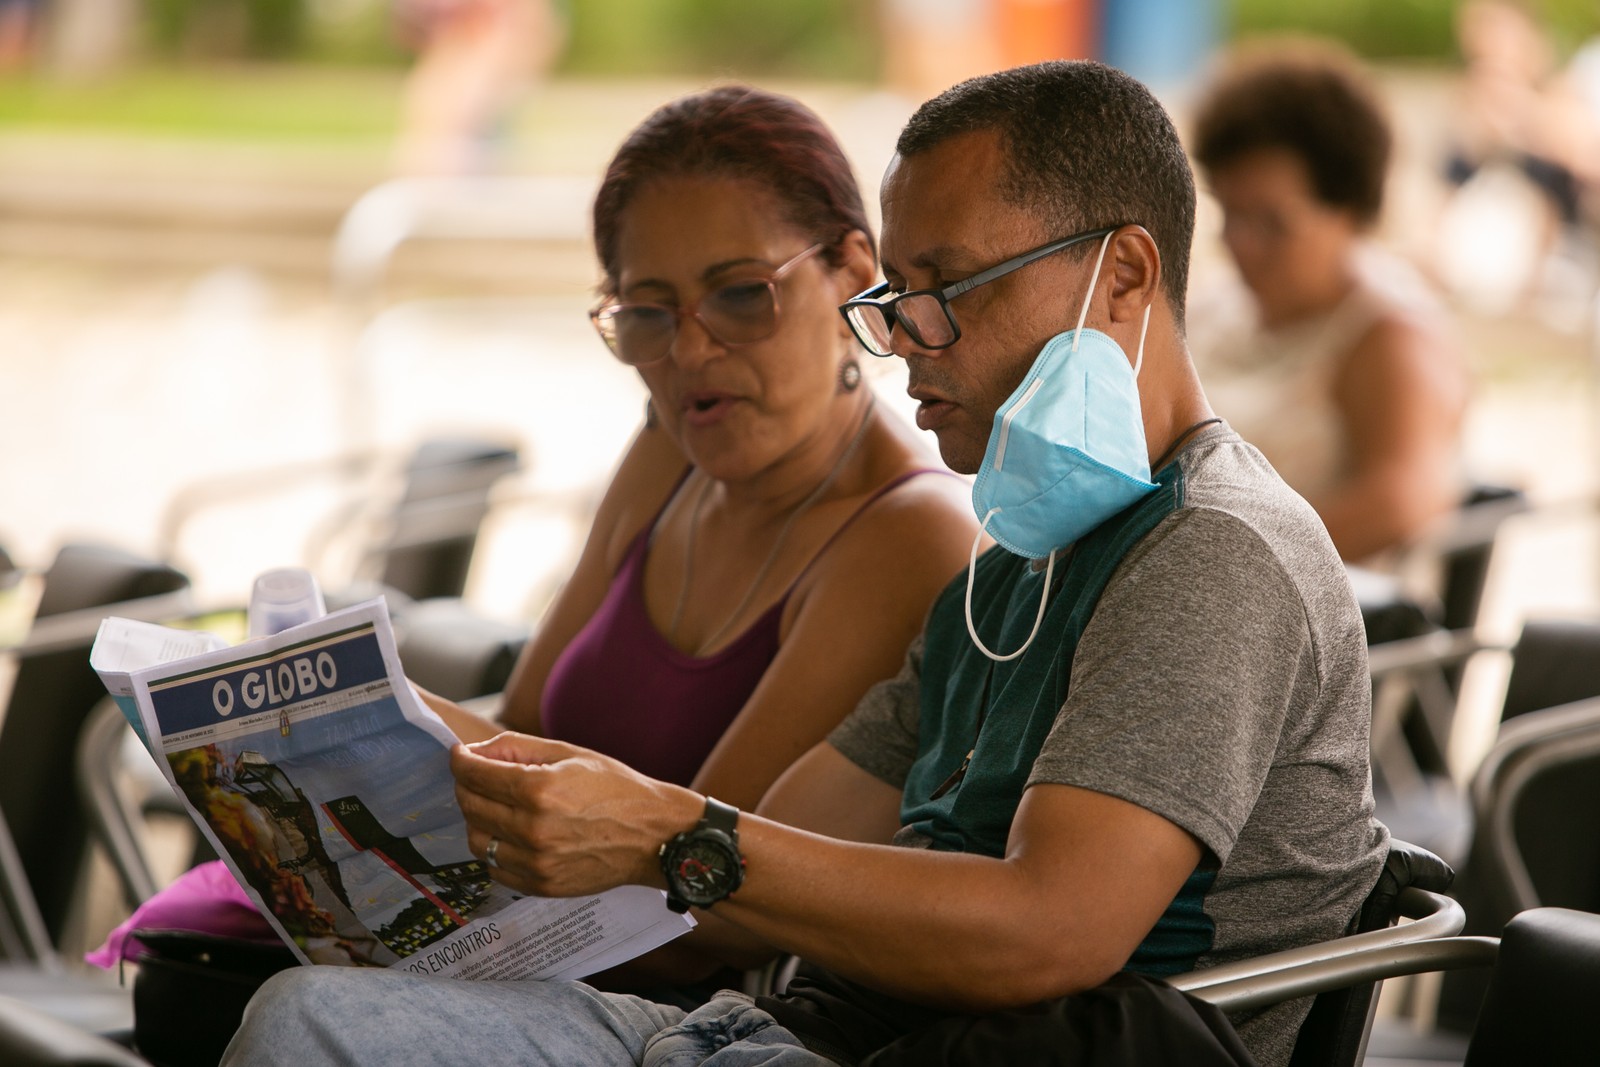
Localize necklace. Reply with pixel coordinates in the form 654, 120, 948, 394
1151, 416, 1223, 472
669, 395, 877, 654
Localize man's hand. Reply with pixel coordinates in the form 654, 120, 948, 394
450, 732, 703, 898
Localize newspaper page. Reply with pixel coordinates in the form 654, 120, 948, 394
92, 599, 694, 980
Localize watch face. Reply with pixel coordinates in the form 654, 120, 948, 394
669, 835, 742, 905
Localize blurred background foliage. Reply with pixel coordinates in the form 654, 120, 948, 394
5, 0, 1600, 140
53, 0, 1600, 72
96, 0, 884, 74
1231, 0, 1600, 59
562, 0, 877, 80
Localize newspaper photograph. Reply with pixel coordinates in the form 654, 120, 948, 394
92, 599, 694, 981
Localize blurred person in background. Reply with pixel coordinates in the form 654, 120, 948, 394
1188, 39, 1470, 566
391, 0, 566, 174
425, 85, 974, 830
1439, 0, 1593, 310
0, 0, 42, 71
876, 0, 1000, 103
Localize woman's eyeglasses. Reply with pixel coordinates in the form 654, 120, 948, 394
590, 244, 823, 366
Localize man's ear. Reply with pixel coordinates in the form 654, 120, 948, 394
1106, 225, 1162, 325
832, 229, 879, 302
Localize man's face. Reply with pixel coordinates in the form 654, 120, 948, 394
878, 129, 1096, 474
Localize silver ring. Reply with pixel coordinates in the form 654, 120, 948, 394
485, 836, 500, 869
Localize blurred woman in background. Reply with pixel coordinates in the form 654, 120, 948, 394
1188, 40, 1471, 565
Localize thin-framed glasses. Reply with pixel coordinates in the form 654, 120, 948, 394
839, 226, 1117, 357
590, 243, 824, 366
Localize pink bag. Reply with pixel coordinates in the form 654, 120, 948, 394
85, 861, 279, 968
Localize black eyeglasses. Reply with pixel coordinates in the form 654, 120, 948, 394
839, 226, 1117, 357
590, 244, 823, 366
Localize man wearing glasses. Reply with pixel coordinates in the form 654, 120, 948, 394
228, 61, 1385, 1067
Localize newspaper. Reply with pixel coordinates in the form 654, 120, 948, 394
90, 598, 694, 980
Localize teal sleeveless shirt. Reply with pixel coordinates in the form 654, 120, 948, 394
899, 460, 1215, 975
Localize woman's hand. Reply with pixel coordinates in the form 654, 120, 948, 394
450, 733, 703, 898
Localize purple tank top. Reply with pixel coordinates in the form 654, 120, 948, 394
539, 469, 943, 785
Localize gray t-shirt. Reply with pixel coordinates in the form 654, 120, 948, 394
830, 424, 1389, 1067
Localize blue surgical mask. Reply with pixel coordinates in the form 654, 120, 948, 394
965, 232, 1159, 662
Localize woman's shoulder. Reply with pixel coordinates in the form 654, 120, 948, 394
807, 417, 976, 586
1336, 246, 1463, 381
588, 423, 690, 570
862, 407, 971, 510
1349, 243, 1454, 333
1341, 310, 1471, 412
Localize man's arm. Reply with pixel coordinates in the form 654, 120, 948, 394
578, 635, 927, 988
721, 779, 1201, 1009
587, 741, 907, 984
450, 734, 1200, 1013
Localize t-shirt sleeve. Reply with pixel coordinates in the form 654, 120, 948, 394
826, 632, 924, 788
1026, 507, 1311, 863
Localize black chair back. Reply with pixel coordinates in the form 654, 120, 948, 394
374, 437, 519, 601
1438, 622, 1600, 1032
1462, 907, 1600, 1067
1437, 484, 1526, 633
1500, 618, 1600, 722
0, 544, 188, 943
1286, 840, 1454, 1067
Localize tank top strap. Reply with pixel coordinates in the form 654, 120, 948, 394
619, 465, 694, 575
784, 467, 961, 594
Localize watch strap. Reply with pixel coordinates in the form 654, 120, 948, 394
701, 796, 739, 839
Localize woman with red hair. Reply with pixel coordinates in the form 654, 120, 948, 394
428, 86, 973, 822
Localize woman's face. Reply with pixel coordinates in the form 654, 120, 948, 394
1207, 147, 1359, 324
609, 174, 865, 481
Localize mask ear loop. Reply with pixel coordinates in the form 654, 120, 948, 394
1133, 303, 1151, 378
965, 508, 1057, 663
1069, 231, 1115, 354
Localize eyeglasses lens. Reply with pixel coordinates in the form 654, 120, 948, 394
846, 305, 894, 355
600, 280, 779, 365
897, 294, 956, 349
701, 280, 778, 344
847, 293, 956, 356
602, 306, 674, 365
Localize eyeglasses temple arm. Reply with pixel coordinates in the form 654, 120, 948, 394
943, 226, 1118, 299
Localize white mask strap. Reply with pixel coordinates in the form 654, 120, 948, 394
1069, 232, 1115, 354
965, 508, 1057, 663
1133, 303, 1151, 378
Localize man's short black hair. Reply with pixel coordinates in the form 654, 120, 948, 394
897, 60, 1197, 330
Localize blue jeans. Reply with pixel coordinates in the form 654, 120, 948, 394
220, 967, 835, 1066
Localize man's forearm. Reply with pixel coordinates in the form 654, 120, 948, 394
709, 784, 1202, 1013
449, 736, 1197, 1013
713, 819, 1097, 1011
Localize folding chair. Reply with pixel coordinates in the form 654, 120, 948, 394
1184, 907, 1598, 1067
1364, 616, 1600, 875
1436, 690, 1600, 1032
0, 807, 134, 1039
0, 544, 191, 944
1169, 840, 1460, 1067
0, 993, 147, 1067
156, 434, 522, 605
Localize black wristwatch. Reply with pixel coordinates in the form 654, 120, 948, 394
660, 797, 745, 913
